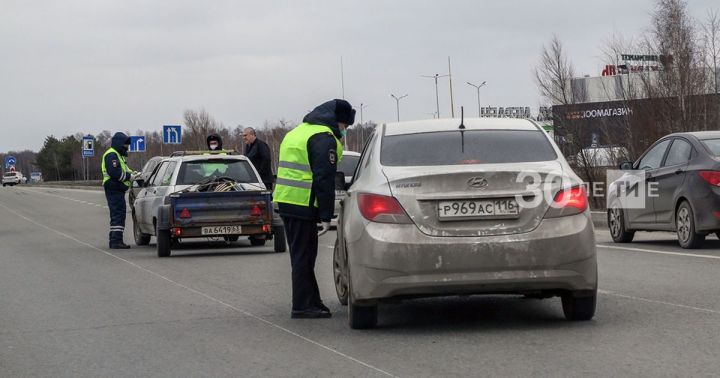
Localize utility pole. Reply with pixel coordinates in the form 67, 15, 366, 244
448, 57, 456, 118
340, 56, 345, 99
390, 93, 408, 122
421, 73, 449, 118
466, 81, 487, 117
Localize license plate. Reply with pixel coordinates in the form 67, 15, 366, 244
438, 199, 520, 220
201, 225, 242, 235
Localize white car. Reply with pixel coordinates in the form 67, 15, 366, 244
2, 172, 26, 186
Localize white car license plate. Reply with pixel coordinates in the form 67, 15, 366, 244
438, 199, 519, 219
201, 225, 242, 235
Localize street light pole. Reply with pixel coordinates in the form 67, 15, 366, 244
390, 94, 408, 122
466, 81, 487, 117
421, 73, 449, 119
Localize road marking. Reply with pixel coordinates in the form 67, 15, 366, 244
599, 289, 720, 315
0, 201, 396, 378
597, 244, 720, 260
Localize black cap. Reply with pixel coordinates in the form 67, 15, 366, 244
335, 99, 356, 125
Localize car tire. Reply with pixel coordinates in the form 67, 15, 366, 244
561, 291, 596, 321
333, 239, 348, 306
676, 201, 705, 249
249, 236, 266, 247
273, 226, 287, 253
132, 214, 151, 246
607, 204, 634, 243
348, 271, 377, 329
157, 227, 172, 257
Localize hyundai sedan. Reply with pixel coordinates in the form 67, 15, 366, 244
333, 118, 597, 328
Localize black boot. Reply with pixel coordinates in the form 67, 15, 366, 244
109, 242, 131, 249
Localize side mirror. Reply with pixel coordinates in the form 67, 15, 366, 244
335, 171, 346, 191
619, 161, 633, 171
133, 179, 145, 188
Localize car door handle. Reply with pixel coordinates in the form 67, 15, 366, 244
675, 169, 684, 175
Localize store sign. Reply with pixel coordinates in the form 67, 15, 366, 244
564, 107, 633, 120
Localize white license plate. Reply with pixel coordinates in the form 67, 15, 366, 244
438, 199, 519, 219
201, 225, 242, 235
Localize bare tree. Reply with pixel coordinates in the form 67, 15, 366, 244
702, 9, 720, 93
183, 108, 222, 150
534, 35, 576, 106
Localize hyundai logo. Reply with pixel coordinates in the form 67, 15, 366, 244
467, 177, 488, 189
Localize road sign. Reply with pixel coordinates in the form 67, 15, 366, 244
4, 156, 16, 169
163, 125, 182, 144
82, 136, 94, 157
129, 136, 146, 152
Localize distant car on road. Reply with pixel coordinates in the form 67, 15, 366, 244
334, 118, 597, 329
2, 172, 26, 186
607, 131, 720, 249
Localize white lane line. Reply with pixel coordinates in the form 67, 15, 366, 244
0, 202, 396, 378
599, 289, 720, 315
597, 244, 720, 260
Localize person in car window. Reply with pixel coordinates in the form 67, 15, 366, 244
274, 99, 355, 319
203, 134, 228, 177
243, 127, 274, 190
101, 132, 135, 249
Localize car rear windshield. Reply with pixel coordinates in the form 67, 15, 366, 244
339, 155, 360, 175
381, 130, 557, 166
176, 160, 257, 185
701, 138, 720, 156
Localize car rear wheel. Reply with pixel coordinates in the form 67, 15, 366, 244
676, 201, 705, 249
348, 271, 377, 329
607, 204, 634, 243
157, 226, 171, 257
132, 213, 151, 246
561, 291, 596, 321
273, 226, 287, 253
333, 239, 348, 306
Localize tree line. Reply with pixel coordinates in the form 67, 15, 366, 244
4, 109, 376, 181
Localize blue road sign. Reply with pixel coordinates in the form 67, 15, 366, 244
5, 156, 16, 169
163, 125, 182, 144
129, 136, 146, 152
82, 136, 94, 157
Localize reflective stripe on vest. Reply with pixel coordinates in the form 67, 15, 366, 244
273, 123, 343, 208
101, 147, 132, 187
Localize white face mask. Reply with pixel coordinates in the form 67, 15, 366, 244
209, 143, 219, 150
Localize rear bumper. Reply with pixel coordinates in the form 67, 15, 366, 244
692, 186, 720, 232
168, 224, 270, 238
348, 212, 597, 302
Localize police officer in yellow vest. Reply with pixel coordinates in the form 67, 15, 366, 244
274, 99, 355, 319
102, 132, 135, 249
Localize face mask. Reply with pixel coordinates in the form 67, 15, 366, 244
340, 130, 347, 138
209, 143, 219, 150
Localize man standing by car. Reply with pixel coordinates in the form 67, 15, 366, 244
274, 99, 355, 319
243, 127, 274, 190
102, 132, 135, 249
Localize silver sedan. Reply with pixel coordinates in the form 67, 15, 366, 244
333, 118, 597, 328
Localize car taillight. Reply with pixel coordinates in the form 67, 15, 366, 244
357, 193, 412, 224
179, 208, 191, 219
251, 205, 262, 217
699, 171, 720, 187
262, 224, 271, 233
544, 186, 588, 218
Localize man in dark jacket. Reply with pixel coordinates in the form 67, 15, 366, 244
273, 99, 355, 318
243, 127, 274, 190
102, 132, 135, 249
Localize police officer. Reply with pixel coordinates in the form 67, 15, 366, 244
274, 99, 355, 319
207, 133, 224, 151
102, 132, 135, 249
243, 127, 274, 190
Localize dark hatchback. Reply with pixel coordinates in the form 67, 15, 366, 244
607, 131, 720, 248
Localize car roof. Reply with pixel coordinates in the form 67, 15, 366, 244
342, 150, 361, 157
383, 117, 540, 136
674, 131, 720, 140
166, 154, 251, 163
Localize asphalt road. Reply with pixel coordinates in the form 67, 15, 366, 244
1, 186, 719, 377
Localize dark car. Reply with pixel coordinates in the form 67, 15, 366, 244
607, 131, 720, 249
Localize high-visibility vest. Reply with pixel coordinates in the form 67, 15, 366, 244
202, 151, 229, 177
101, 147, 132, 187
273, 123, 343, 207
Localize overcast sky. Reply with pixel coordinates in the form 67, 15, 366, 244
1, 0, 716, 152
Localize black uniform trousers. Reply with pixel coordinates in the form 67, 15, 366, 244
104, 188, 127, 245
281, 216, 322, 311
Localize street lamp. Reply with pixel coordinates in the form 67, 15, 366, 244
421, 73, 449, 119
466, 81, 487, 117
390, 93, 408, 122
358, 103, 369, 151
